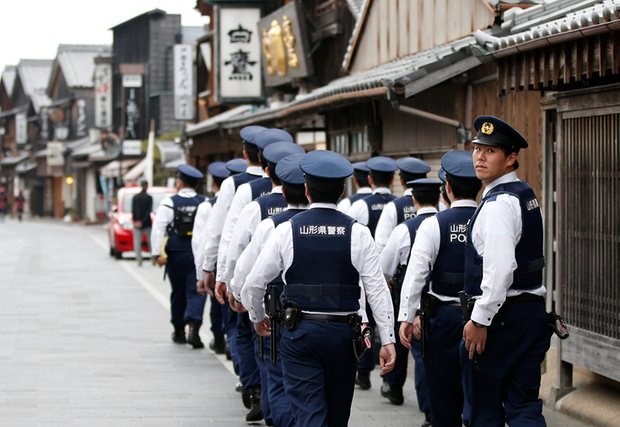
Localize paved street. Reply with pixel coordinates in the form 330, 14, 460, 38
0, 218, 591, 426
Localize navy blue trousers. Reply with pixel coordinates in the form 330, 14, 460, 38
253, 330, 272, 423
411, 336, 432, 416
209, 294, 224, 335
265, 336, 294, 427
166, 251, 198, 328
222, 301, 240, 375
357, 304, 376, 374
281, 320, 357, 427
236, 312, 260, 389
383, 322, 410, 388
460, 300, 552, 427
425, 305, 464, 427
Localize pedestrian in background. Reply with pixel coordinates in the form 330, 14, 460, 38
15, 190, 25, 221
0, 184, 8, 222
462, 116, 550, 426
132, 180, 153, 266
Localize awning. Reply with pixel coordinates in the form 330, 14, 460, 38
185, 105, 252, 137
0, 152, 29, 166
99, 159, 140, 179
123, 158, 146, 182
155, 141, 186, 170
16, 161, 37, 174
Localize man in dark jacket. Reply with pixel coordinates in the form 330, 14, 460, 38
132, 180, 153, 266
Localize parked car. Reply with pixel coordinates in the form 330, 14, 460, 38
107, 186, 175, 259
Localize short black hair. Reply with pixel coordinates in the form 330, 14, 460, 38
447, 175, 481, 200
369, 170, 393, 187
267, 162, 282, 186
353, 170, 369, 188
244, 142, 260, 164
305, 175, 345, 204
400, 172, 427, 186
413, 191, 439, 207
282, 182, 308, 205
498, 145, 520, 170
212, 176, 225, 188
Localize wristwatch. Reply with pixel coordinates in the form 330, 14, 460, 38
472, 320, 487, 328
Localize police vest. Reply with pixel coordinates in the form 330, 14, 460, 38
166, 194, 206, 252
284, 208, 360, 312
255, 193, 287, 220
395, 212, 436, 293
232, 172, 259, 190
349, 191, 370, 205
248, 177, 272, 200
430, 206, 476, 297
266, 208, 306, 297
464, 181, 544, 296
362, 193, 397, 237
394, 195, 416, 225
208, 195, 218, 206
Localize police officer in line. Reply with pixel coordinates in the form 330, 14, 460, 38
242, 150, 396, 427
378, 178, 440, 422
233, 153, 309, 427
347, 155, 398, 390
398, 151, 481, 427
461, 116, 550, 426
374, 156, 431, 254
151, 164, 206, 345
199, 126, 266, 295
337, 161, 371, 214
192, 161, 230, 352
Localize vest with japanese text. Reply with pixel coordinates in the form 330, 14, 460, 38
166, 194, 206, 252
394, 195, 416, 225
362, 193, 397, 237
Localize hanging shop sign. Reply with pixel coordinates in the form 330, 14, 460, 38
174, 44, 194, 120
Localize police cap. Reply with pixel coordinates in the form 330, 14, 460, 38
262, 142, 305, 165
438, 168, 447, 183
366, 156, 398, 173
407, 178, 442, 198
225, 158, 247, 175
207, 161, 229, 180
440, 150, 476, 179
177, 164, 204, 181
253, 128, 294, 150
275, 153, 305, 185
240, 125, 267, 145
396, 157, 431, 176
352, 161, 369, 173
473, 115, 528, 151
299, 150, 353, 180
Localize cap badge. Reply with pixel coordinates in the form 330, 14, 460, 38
481, 122, 494, 135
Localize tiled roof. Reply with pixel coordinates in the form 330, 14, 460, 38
1, 66, 17, 95
53, 45, 111, 89
16, 59, 52, 112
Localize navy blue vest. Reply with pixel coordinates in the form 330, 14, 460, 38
166, 194, 206, 252
349, 191, 370, 205
430, 206, 477, 297
394, 195, 416, 225
464, 181, 544, 296
362, 193, 397, 237
232, 172, 259, 190
255, 192, 287, 220
402, 211, 436, 292
248, 177, 272, 200
208, 195, 218, 206
284, 208, 361, 312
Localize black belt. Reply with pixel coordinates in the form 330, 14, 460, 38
300, 312, 358, 325
504, 293, 544, 304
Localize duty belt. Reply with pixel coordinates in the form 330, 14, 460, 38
300, 312, 358, 326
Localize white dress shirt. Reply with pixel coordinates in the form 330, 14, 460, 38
337, 186, 371, 214
222, 186, 282, 286
397, 201, 477, 323
241, 203, 396, 345
231, 205, 307, 300
216, 172, 269, 282
347, 187, 392, 226
192, 195, 216, 278
150, 187, 198, 256
375, 189, 413, 254
469, 171, 546, 326
201, 165, 263, 272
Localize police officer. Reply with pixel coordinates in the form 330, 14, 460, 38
235, 153, 309, 427
151, 164, 205, 344
379, 178, 440, 421
337, 161, 371, 213
347, 155, 398, 390
242, 150, 396, 427
193, 161, 230, 352
462, 115, 550, 426
375, 156, 431, 254
398, 151, 481, 427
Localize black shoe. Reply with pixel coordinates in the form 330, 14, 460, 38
421, 418, 432, 427
187, 323, 204, 349
380, 382, 404, 405
208, 334, 226, 354
241, 387, 251, 409
355, 372, 371, 390
245, 387, 263, 423
171, 328, 186, 344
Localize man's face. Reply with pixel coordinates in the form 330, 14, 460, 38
472, 143, 516, 185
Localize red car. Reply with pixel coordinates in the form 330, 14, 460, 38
107, 186, 175, 259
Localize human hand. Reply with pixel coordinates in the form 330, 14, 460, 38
228, 292, 247, 313
412, 315, 422, 341
254, 317, 271, 337
196, 278, 207, 295
203, 271, 215, 296
463, 320, 487, 359
399, 322, 412, 349
155, 256, 167, 266
214, 281, 227, 305
379, 343, 396, 375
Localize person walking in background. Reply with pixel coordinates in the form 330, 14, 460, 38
462, 116, 550, 426
0, 185, 8, 222
15, 190, 25, 221
132, 180, 153, 266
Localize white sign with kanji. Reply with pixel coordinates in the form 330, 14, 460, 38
174, 44, 194, 120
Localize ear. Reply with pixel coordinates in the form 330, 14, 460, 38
304, 182, 312, 203
506, 152, 518, 168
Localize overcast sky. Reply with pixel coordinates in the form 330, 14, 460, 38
0, 1, 207, 74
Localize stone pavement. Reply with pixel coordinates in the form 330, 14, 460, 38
0, 218, 601, 426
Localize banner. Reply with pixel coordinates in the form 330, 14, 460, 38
94, 63, 112, 129
174, 44, 194, 120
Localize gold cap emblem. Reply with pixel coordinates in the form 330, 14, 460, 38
481, 122, 494, 135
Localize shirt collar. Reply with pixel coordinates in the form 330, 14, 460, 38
416, 206, 438, 215
482, 171, 519, 197
271, 186, 283, 194
372, 187, 391, 195
246, 165, 263, 176
357, 187, 372, 194
403, 188, 412, 196
450, 199, 478, 208
310, 202, 337, 210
